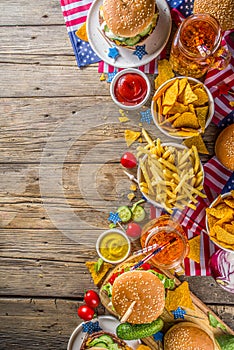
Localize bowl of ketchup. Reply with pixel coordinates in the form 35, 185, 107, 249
110, 68, 151, 110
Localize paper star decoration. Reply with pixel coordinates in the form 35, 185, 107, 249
133, 45, 148, 60
140, 109, 153, 124
171, 307, 187, 319
108, 212, 121, 224
107, 71, 118, 83
82, 321, 102, 334
108, 46, 120, 60
153, 331, 164, 341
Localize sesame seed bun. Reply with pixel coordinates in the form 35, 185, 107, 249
215, 124, 234, 171
164, 322, 215, 350
112, 270, 165, 324
80, 331, 133, 350
103, 0, 155, 37
193, 0, 234, 31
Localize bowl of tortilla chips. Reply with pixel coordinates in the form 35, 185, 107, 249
151, 76, 214, 139
206, 191, 234, 252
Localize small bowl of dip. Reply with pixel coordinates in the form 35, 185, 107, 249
110, 68, 151, 110
96, 229, 131, 264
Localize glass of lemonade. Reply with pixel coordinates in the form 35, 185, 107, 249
140, 215, 189, 273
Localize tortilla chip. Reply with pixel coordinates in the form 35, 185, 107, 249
224, 198, 234, 208
207, 212, 219, 228
193, 88, 209, 106
206, 207, 233, 219
183, 135, 209, 154
173, 112, 200, 129
178, 78, 188, 95
224, 224, 234, 234
214, 226, 234, 244
187, 235, 200, 263
183, 83, 198, 105
196, 106, 208, 132
167, 102, 189, 114
163, 80, 179, 106
119, 116, 130, 123
75, 22, 88, 41
155, 59, 175, 89
124, 130, 141, 147
160, 113, 181, 126
85, 261, 113, 286
165, 281, 195, 311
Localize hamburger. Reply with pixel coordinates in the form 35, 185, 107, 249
164, 322, 215, 350
112, 270, 165, 324
193, 0, 234, 31
99, 0, 159, 47
80, 331, 133, 350
215, 123, 234, 171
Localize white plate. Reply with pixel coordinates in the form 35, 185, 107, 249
67, 315, 141, 350
87, 0, 171, 68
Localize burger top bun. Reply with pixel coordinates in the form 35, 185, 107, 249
164, 322, 215, 350
215, 123, 234, 171
103, 0, 155, 37
112, 270, 165, 324
193, 0, 234, 31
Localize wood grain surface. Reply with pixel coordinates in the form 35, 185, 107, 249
0, 0, 233, 349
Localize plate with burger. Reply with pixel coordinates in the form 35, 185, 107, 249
87, 0, 171, 68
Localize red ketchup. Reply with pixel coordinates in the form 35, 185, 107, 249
114, 73, 148, 106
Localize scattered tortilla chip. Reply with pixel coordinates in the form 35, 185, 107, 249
127, 192, 136, 201
85, 260, 113, 286
165, 281, 195, 311
75, 22, 88, 41
124, 130, 141, 147
119, 116, 130, 123
187, 235, 200, 263
99, 73, 106, 81
230, 101, 234, 107
173, 112, 199, 129
154, 59, 175, 89
130, 184, 137, 191
183, 135, 209, 154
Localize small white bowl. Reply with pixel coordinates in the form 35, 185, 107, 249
110, 68, 151, 110
96, 229, 131, 264
205, 192, 234, 253
137, 142, 204, 211
151, 76, 214, 139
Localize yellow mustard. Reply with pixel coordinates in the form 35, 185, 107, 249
99, 232, 129, 261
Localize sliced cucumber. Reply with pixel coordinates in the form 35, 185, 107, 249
125, 35, 141, 46
131, 205, 145, 222
117, 206, 132, 223
98, 335, 114, 345
90, 342, 108, 348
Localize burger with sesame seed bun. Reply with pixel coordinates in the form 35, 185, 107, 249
164, 322, 216, 350
99, 0, 159, 47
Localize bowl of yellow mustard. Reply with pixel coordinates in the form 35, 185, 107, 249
96, 229, 131, 264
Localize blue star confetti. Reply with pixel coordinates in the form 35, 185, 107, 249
140, 109, 153, 124
171, 307, 187, 319
153, 331, 164, 341
133, 45, 148, 60
82, 321, 102, 334
108, 46, 120, 60
108, 212, 121, 224
107, 70, 118, 83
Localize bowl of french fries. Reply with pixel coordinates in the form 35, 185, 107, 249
151, 76, 214, 139
137, 129, 206, 214
205, 191, 234, 252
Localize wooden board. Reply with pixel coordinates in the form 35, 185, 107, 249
99, 255, 234, 349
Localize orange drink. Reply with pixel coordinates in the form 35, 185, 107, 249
141, 215, 189, 272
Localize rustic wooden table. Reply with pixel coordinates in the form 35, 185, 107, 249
0, 1, 233, 349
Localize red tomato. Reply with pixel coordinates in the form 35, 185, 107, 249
77, 305, 95, 321
120, 152, 137, 169
126, 222, 142, 238
84, 290, 100, 309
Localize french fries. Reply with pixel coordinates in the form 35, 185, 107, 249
138, 129, 206, 213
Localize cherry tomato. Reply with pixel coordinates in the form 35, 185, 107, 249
120, 152, 137, 169
77, 305, 95, 321
84, 290, 100, 309
126, 222, 142, 238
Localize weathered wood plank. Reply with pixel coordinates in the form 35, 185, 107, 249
0, 0, 64, 26
0, 298, 233, 350
0, 257, 234, 306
